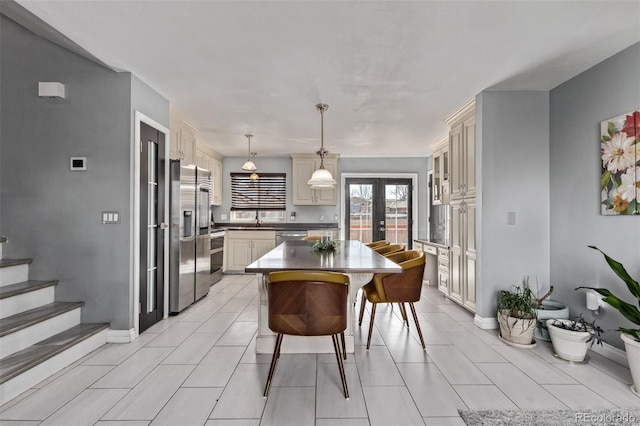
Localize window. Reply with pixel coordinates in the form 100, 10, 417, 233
230, 173, 286, 223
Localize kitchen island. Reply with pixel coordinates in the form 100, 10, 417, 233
246, 239, 401, 354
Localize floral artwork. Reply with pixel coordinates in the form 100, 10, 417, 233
600, 110, 639, 215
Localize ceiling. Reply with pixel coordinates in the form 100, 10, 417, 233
12, 1, 640, 158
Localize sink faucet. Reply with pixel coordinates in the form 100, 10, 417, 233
255, 212, 261, 227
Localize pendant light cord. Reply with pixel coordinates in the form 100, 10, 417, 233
316, 103, 329, 169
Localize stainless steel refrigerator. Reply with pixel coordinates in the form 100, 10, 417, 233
169, 160, 211, 313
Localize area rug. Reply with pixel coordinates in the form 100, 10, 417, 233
458, 408, 640, 425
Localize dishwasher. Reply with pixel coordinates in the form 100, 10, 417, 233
276, 231, 308, 245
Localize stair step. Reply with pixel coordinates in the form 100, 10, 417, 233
0, 259, 33, 268
0, 302, 84, 337
0, 280, 58, 320
0, 323, 109, 384
0, 280, 58, 300
0, 259, 32, 288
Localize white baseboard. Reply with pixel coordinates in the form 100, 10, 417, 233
106, 328, 136, 343
474, 314, 498, 330
588, 340, 629, 368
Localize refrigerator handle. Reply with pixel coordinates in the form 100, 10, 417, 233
183, 211, 193, 238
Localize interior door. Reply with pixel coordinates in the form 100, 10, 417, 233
345, 178, 413, 248
139, 122, 166, 332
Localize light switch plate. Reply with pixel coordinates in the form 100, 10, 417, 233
507, 211, 516, 225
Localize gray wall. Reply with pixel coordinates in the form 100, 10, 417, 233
213, 156, 429, 239
476, 91, 551, 319
549, 42, 640, 350
0, 16, 169, 330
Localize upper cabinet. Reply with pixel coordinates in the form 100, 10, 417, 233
169, 110, 197, 165
431, 136, 449, 205
447, 100, 476, 200
291, 153, 339, 205
196, 143, 223, 206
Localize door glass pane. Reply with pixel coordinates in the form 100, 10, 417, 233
348, 183, 373, 242
146, 140, 158, 313
385, 184, 409, 245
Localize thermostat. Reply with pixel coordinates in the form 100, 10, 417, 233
70, 157, 87, 171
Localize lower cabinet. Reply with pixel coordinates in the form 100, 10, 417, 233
437, 248, 450, 296
224, 230, 276, 272
450, 199, 476, 312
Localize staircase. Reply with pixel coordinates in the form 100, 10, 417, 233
0, 258, 109, 405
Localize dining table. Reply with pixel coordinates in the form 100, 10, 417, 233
245, 239, 402, 354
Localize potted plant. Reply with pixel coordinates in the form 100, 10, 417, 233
577, 245, 640, 396
530, 277, 569, 341
497, 279, 537, 347
546, 314, 605, 362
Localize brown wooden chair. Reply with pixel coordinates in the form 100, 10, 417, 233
372, 243, 405, 256
358, 250, 426, 349
366, 240, 389, 248
302, 235, 323, 241
264, 270, 350, 398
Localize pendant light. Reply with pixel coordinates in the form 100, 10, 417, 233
307, 103, 336, 188
241, 134, 258, 171
249, 153, 259, 181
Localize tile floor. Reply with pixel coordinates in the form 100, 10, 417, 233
1, 274, 639, 425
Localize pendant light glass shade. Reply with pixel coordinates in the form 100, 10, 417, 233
308, 168, 336, 188
241, 134, 258, 171
307, 103, 336, 188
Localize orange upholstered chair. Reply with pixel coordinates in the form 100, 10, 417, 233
372, 243, 405, 256
358, 250, 426, 349
366, 240, 389, 248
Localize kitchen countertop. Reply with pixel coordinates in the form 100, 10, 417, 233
415, 238, 449, 249
211, 223, 339, 232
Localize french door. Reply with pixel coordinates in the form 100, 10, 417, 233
345, 178, 413, 248
139, 121, 166, 332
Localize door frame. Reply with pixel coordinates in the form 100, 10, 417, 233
340, 173, 419, 244
133, 111, 170, 339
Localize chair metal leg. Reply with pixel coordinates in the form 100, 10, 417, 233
366, 303, 377, 350
332, 334, 349, 399
409, 302, 425, 349
264, 333, 284, 397
358, 294, 367, 326
399, 303, 409, 328
340, 332, 347, 360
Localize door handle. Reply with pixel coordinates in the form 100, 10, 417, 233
160, 223, 168, 230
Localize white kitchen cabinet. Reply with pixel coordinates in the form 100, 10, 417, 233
196, 144, 223, 206
437, 247, 450, 296
431, 136, 449, 205
449, 198, 476, 311
291, 153, 339, 205
223, 230, 276, 272
170, 110, 197, 165
448, 102, 475, 201
445, 99, 476, 313
210, 158, 223, 206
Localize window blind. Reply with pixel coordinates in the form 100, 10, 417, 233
230, 173, 286, 211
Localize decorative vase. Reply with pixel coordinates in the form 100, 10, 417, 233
498, 310, 536, 346
546, 319, 591, 362
620, 333, 640, 398
533, 300, 569, 341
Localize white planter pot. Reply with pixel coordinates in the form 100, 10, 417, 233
620, 333, 640, 397
498, 311, 536, 346
533, 300, 569, 341
546, 319, 591, 362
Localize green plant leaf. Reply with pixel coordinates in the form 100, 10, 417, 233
601, 170, 611, 190
608, 121, 615, 136
588, 246, 640, 300
601, 135, 611, 142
